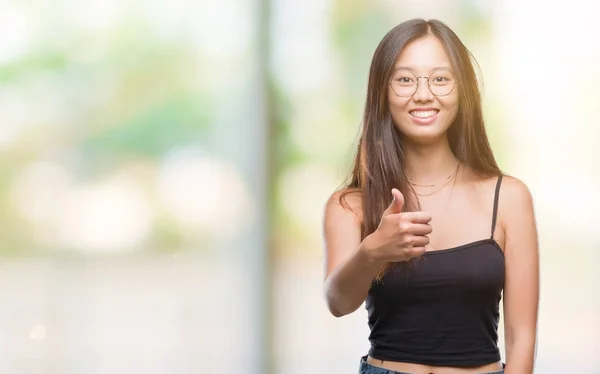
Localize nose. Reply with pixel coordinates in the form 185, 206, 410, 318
412, 77, 434, 102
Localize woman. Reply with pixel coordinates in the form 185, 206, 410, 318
322, 19, 539, 374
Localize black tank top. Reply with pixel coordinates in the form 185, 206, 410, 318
366, 176, 505, 367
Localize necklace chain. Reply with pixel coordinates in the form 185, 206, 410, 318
424, 165, 459, 250
409, 162, 460, 188
411, 163, 460, 197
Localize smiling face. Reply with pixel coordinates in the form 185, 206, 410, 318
388, 34, 459, 145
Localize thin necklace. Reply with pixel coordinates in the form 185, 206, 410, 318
409, 162, 460, 188
426, 166, 459, 251
413, 164, 460, 197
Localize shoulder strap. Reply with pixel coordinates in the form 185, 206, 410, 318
490, 175, 503, 239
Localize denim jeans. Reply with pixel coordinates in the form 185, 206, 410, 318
359, 356, 504, 374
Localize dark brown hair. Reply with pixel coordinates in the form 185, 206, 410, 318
341, 19, 501, 279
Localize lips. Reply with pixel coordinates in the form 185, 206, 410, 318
408, 108, 439, 125
409, 109, 439, 118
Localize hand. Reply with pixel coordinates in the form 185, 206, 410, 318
364, 188, 432, 263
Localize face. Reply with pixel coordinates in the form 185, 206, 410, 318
388, 34, 459, 145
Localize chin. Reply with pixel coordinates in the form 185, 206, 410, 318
403, 133, 447, 146
397, 124, 448, 145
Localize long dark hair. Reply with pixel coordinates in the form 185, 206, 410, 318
341, 19, 502, 280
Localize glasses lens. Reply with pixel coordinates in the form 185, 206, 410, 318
390, 70, 417, 97
428, 70, 456, 96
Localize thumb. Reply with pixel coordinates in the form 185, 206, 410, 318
384, 188, 404, 215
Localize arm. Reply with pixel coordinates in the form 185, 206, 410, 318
323, 188, 431, 317
500, 177, 540, 374
322, 190, 381, 317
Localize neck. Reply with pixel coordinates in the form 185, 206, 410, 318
402, 136, 459, 185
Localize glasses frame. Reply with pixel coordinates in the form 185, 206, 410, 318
388, 69, 458, 98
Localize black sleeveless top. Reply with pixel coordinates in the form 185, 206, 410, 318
365, 176, 505, 367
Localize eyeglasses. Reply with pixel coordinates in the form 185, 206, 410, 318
389, 69, 457, 97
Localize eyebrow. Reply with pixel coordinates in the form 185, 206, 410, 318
393, 66, 452, 73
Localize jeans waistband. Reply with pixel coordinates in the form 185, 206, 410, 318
358, 356, 505, 374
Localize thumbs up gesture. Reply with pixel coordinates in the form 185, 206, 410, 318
383, 188, 406, 216
364, 189, 433, 263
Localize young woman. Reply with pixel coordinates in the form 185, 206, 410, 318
323, 19, 539, 374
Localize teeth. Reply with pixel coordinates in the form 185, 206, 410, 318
410, 110, 438, 118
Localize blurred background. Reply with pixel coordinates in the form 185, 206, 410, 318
0, 0, 598, 373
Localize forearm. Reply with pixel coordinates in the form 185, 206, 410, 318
504, 334, 536, 374
324, 236, 382, 317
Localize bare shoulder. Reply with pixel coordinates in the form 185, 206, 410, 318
469, 172, 532, 205
498, 175, 534, 209
324, 188, 363, 224
464, 170, 504, 205
323, 188, 364, 278
497, 175, 537, 248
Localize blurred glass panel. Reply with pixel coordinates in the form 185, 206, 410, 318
0, 0, 269, 373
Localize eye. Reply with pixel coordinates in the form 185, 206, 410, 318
429, 71, 455, 86
393, 73, 415, 86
